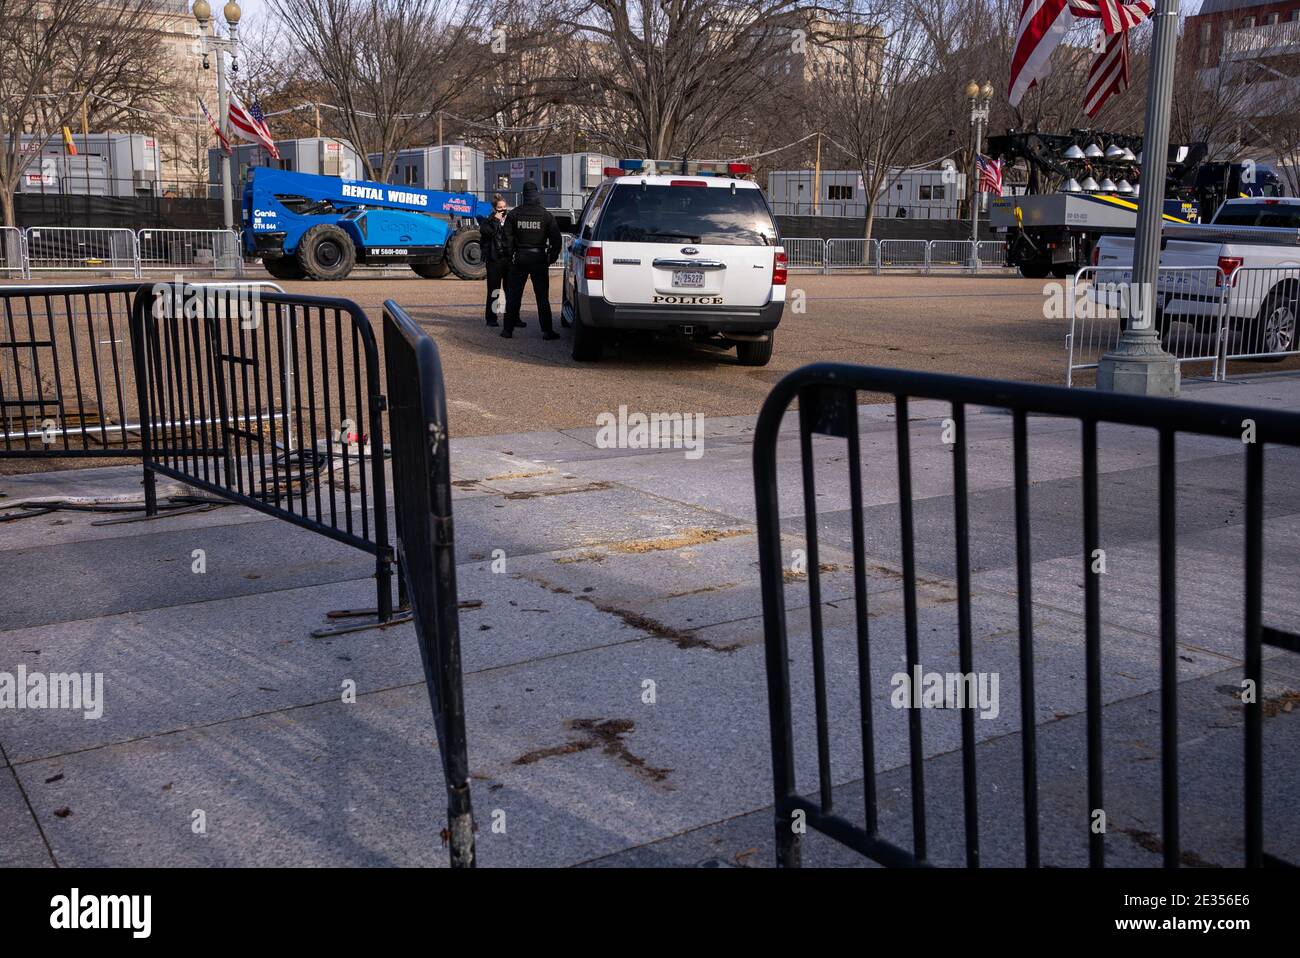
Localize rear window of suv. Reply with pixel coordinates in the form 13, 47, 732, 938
597, 184, 778, 245
1213, 202, 1300, 228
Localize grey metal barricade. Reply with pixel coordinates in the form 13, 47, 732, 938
825, 238, 878, 272
876, 239, 930, 273
977, 240, 1009, 269
1, 226, 27, 280
784, 237, 825, 272
137, 229, 243, 276
1217, 266, 1300, 367
928, 240, 975, 271
1065, 266, 1229, 386
24, 227, 140, 278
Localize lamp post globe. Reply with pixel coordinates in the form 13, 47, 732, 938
192, 0, 211, 25
964, 79, 980, 100
224, 1, 241, 25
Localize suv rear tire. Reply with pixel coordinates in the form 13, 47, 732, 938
572, 317, 603, 361
447, 229, 485, 280
736, 335, 774, 367
297, 224, 355, 280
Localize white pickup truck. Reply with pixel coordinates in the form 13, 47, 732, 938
1092, 197, 1300, 357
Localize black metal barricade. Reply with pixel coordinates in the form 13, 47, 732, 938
130, 284, 406, 636
382, 299, 475, 868
1, 284, 143, 457
753, 362, 1300, 869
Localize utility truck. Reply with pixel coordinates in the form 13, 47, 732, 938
242, 166, 493, 281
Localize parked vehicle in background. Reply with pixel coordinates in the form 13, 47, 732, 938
1092, 197, 1300, 357
563, 160, 786, 365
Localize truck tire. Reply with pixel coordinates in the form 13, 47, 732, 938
736, 334, 774, 367
1018, 262, 1051, 279
296, 224, 355, 280
447, 229, 486, 281
1245, 287, 1298, 360
412, 258, 451, 279
263, 257, 305, 280
571, 316, 602, 362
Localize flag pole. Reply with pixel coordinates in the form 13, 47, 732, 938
1096, 0, 1180, 396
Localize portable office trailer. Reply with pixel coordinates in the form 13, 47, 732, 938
368, 145, 486, 195
483, 152, 617, 229
15, 133, 162, 197
209, 137, 365, 198
767, 168, 968, 219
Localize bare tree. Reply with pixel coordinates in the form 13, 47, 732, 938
268, 0, 496, 182
811, 1, 946, 240
0, 0, 166, 225
552, 0, 813, 160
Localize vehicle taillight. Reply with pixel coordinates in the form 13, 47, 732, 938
1216, 255, 1242, 286
1090, 245, 1100, 266
584, 245, 603, 281
773, 249, 787, 285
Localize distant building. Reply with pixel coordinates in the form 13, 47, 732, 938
208, 137, 365, 198
368, 145, 486, 195
767, 168, 967, 220
1188, 0, 1300, 70
14, 134, 163, 197
483, 152, 616, 226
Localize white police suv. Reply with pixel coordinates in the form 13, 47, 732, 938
561, 159, 786, 365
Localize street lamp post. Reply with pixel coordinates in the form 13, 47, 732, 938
193, 0, 241, 231
967, 80, 993, 271
1096, 0, 1180, 396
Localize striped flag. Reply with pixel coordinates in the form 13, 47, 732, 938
976, 154, 1003, 195
199, 97, 231, 156
1075, 0, 1155, 117
227, 92, 280, 160
1007, 0, 1154, 117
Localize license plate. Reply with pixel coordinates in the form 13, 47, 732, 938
672, 270, 704, 288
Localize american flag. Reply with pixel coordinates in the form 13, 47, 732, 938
1007, 0, 1154, 117
976, 154, 1003, 195
199, 97, 230, 156
227, 92, 281, 160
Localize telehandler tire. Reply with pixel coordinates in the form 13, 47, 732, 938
412, 258, 452, 279
296, 224, 355, 281
447, 229, 486, 280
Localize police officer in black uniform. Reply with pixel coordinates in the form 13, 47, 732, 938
501, 180, 563, 340
478, 193, 511, 327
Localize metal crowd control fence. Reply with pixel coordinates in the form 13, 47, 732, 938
130, 285, 405, 636
0, 284, 141, 455
1219, 266, 1300, 366
2, 227, 27, 280
137, 229, 243, 276
753, 361, 1299, 868
0, 282, 287, 458
976, 240, 1007, 267
825, 239, 878, 271
877, 239, 930, 273
382, 299, 475, 868
1066, 267, 1229, 386
784, 237, 825, 272
24, 227, 140, 278
928, 240, 974, 270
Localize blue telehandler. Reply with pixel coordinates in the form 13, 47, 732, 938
242, 166, 493, 281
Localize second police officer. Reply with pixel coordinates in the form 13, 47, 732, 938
501, 180, 563, 340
